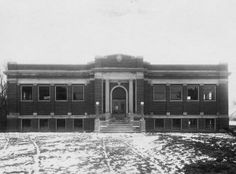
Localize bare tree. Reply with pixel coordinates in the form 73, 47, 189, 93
0, 65, 7, 131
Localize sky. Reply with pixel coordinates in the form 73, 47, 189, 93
0, 0, 236, 112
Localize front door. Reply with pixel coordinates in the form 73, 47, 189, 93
112, 86, 127, 120
112, 99, 126, 114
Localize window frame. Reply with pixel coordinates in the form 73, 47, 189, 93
188, 118, 198, 129
153, 84, 166, 101
170, 84, 183, 101
39, 119, 49, 130
203, 84, 217, 102
38, 85, 51, 102
154, 119, 165, 129
22, 119, 32, 130
187, 84, 199, 101
72, 85, 85, 101
56, 119, 66, 130
73, 119, 84, 130
172, 118, 182, 130
205, 118, 216, 130
21, 85, 33, 102
55, 85, 68, 101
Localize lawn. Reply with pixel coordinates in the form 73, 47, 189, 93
0, 132, 235, 174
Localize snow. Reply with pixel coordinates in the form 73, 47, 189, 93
230, 120, 236, 126
0, 132, 235, 174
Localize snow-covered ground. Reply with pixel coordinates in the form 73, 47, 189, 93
230, 120, 236, 126
0, 133, 235, 174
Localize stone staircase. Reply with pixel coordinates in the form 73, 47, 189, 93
100, 120, 140, 133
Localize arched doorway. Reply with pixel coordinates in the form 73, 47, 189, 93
111, 86, 128, 120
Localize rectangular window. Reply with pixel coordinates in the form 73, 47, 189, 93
205, 119, 215, 130
57, 119, 66, 130
203, 85, 216, 101
40, 119, 49, 129
22, 119, 31, 130
74, 119, 83, 129
187, 85, 199, 101
21, 86, 33, 101
56, 86, 67, 101
39, 86, 50, 101
72, 85, 84, 101
155, 119, 164, 129
170, 85, 182, 101
153, 85, 166, 101
188, 119, 197, 129
172, 119, 181, 130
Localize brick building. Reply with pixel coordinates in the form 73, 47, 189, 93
4, 54, 229, 132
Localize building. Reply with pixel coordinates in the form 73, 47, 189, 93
5, 54, 229, 132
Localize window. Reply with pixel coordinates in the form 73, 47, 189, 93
40, 119, 49, 130
187, 85, 199, 101
203, 85, 216, 101
39, 86, 50, 101
72, 85, 84, 101
57, 119, 66, 130
155, 119, 164, 129
170, 85, 182, 101
172, 119, 181, 130
206, 119, 215, 130
153, 85, 166, 101
56, 86, 67, 101
22, 119, 31, 129
74, 119, 83, 129
21, 86, 33, 101
188, 119, 197, 129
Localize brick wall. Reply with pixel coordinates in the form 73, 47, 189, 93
136, 79, 144, 114
143, 83, 226, 116
218, 83, 228, 115
14, 82, 95, 116
95, 79, 103, 114
7, 82, 18, 113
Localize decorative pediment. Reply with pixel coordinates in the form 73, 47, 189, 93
95, 54, 143, 68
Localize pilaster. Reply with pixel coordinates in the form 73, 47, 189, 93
129, 80, 133, 113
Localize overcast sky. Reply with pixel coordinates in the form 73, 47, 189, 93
0, 0, 236, 110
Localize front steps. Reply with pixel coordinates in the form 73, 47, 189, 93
100, 121, 140, 133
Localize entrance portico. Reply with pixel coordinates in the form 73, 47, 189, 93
95, 71, 144, 119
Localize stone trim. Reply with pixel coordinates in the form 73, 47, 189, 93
144, 115, 228, 118
17, 115, 96, 119
95, 72, 144, 80
149, 79, 225, 84
16, 78, 91, 84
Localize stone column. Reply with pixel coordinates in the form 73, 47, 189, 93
105, 80, 110, 113
129, 80, 133, 113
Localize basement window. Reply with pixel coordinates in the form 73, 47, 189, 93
40, 119, 49, 129
56, 86, 67, 101
57, 119, 66, 130
170, 85, 182, 101
172, 119, 181, 130
72, 85, 84, 101
187, 85, 199, 101
39, 86, 50, 101
188, 119, 197, 129
153, 85, 166, 101
205, 119, 215, 130
74, 119, 83, 129
155, 119, 164, 129
22, 119, 31, 130
203, 85, 216, 101
21, 86, 33, 101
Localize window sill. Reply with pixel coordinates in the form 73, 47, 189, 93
72, 100, 85, 102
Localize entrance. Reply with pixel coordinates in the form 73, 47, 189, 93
111, 86, 127, 120
112, 100, 126, 114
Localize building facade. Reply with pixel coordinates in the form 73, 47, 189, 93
5, 54, 229, 132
